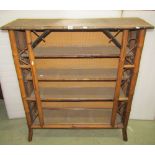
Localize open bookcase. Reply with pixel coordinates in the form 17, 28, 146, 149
1, 18, 153, 141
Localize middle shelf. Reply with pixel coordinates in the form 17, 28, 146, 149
26, 68, 118, 81
26, 82, 128, 101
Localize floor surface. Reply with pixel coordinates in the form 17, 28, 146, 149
0, 100, 155, 144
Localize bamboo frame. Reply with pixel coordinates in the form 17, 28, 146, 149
8, 28, 147, 142
111, 30, 129, 127
8, 30, 32, 141
122, 29, 146, 140
31, 123, 123, 129
4, 18, 151, 141
25, 31, 44, 127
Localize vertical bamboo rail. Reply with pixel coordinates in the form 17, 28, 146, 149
123, 29, 146, 128
25, 30, 44, 127
111, 30, 129, 127
8, 30, 32, 129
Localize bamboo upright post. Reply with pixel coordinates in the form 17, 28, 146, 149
123, 29, 146, 128
111, 30, 129, 127
25, 30, 44, 127
8, 30, 32, 141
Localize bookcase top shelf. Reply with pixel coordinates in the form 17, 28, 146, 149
1, 18, 154, 30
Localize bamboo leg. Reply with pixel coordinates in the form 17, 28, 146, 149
28, 128, 33, 142
123, 29, 146, 128
111, 30, 129, 127
8, 30, 32, 139
122, 127, 128, 141
25, 30, 44, 127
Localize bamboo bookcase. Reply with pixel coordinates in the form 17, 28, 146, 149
1, 18, 153, 141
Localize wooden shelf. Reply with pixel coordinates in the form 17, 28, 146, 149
1, 18, 154, 30
26, 68, 118, 81
42, 101, 113, 109
31, 46, 120, 58
32, 109, 123, 128
27, 86, 127, 101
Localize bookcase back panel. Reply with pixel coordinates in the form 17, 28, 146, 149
38, 81, 116, 88
35, 58, 119, 69
31, 32, 122, 47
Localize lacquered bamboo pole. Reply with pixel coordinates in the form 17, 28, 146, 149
8, 30, 32, 128
31, 123, 124, 129
124, 64, 134, 69
111, 30, 129, 127
25, 30, 44, 127
20, 65, 31, 69
123, 29, 146, 128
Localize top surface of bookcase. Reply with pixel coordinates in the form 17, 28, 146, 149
1, 18, 154, 30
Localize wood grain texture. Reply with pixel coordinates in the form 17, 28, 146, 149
1, 18, 154, 30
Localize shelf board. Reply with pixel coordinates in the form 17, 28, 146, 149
26, 68, 118, 81
1, 18, 154, 30
27, 86, 127, 101
31, 46, 120, 58
42, 101, 113, 109
32, 109, 123, 128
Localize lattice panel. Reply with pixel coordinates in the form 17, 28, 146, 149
117, 101, 127, 123
117, 30, 139, 121
125, 30, 138, 65
28, 101, 38, 123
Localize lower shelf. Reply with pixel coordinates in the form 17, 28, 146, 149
27, 86, 128, 101
32, 109, 123, 128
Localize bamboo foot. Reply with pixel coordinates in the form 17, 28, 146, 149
28, 128, 33, 142
122, 128, 128, 141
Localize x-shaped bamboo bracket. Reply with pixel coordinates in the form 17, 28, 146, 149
32, 30, 51, 48
102, 30, 121, 49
